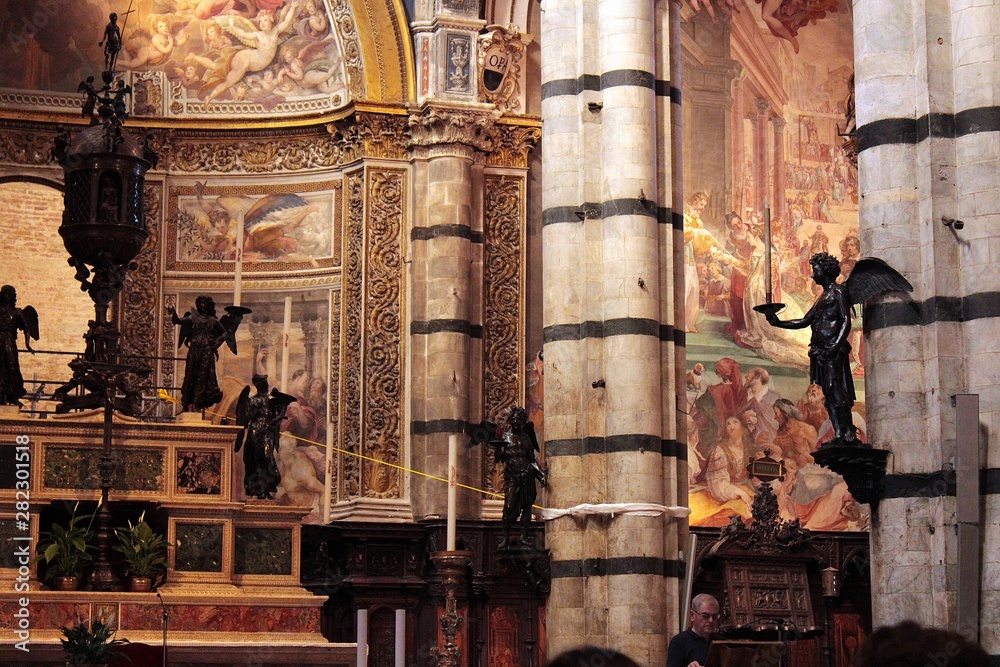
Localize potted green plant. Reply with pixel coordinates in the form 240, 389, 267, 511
114, 512, 171, 592
36, 504, 94, 591
60, 617, 130, 666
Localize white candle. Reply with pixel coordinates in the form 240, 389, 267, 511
233, 211, 245, 307
394, 609, 405, 667
763, 200, 773, 303
447, 434, 458, 551
280, 296, 292, 393
357, 609, 368, 667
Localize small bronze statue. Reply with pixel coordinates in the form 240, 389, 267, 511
490, 406, 547, 547
99, 12, 123, 73
755, 252, 912, 446
0, 286, 40, 406
234, 374, 297, 499
168, 296, 251, 412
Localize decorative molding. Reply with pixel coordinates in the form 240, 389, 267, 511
482, 173, 524, 494
120, 181, 163, 375
328, 287, 342, 510
362, 168, 406, 499
341, 170, 365, 499
330, 0, 367, 100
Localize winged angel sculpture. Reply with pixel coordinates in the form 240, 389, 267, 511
684, 0, 838, 53
0, 285, 40, 406
234, 374, 297, 499
202, 0, 303, 104
168, 296, 251, 412
755, 253, 912, 446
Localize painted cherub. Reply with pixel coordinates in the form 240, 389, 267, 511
118, 15, 191, 70
274, 39, 344, 94
296, 0, 329, 39
204, 1, 302, 104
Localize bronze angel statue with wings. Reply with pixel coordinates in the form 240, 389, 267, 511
755, 253, 912, 446
234, 374, 296, 499
168, 295, 251, 412
0, 285, 40, 406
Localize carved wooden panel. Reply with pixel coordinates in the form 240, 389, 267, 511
362, 168, 405, 498
482, 173, 524, 494
120, 181, 162, 379
725, 562, 814, 629
341, 170, 364, 499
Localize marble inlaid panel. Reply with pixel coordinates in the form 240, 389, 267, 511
0, 518, 17, 569
44, 446, 164, 492
176, 450, 222, 496
233, 527, 293, 576
120, 603, 320, 633
174, 523, 224, 572
0, 601, 90, 630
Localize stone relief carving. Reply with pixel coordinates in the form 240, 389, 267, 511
0, 126, 58, 166
341, 171, 365, 499
446, 34, 472, 94
407, 106, 497, 159
487, 124, 541, 169
479, 25, 525, 112
362, 169, 405, 498
482, 174, 524, 494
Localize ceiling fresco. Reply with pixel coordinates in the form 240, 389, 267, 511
0, 0, 355, 118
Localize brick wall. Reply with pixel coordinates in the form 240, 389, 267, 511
0, 182, 93, 391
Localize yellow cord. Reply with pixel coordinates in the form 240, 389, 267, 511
158, 388, 509, 501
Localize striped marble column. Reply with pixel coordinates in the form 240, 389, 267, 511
408, 106, 490, 521
855, 0, 1000, 648
542, 0, 682, 662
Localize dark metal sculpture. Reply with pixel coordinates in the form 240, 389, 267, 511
489, 406, 547, 548
0, 286, 40, 406
755, 253, 912, 446
234, 374, 296, 499
168, 296, 250, 412
754, 252, 911, 507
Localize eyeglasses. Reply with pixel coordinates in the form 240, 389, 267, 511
693, 612, 720, 620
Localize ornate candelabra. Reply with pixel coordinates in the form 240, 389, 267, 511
430, 550, 471, 667
49, 22, 157, 590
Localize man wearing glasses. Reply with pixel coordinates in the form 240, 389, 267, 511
667, 594, 720, 667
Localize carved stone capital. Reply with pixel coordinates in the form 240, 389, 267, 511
771, 116, 787, 131
407, 104, 501, 159
486, 123, 541, 169
755, 98, 771, 115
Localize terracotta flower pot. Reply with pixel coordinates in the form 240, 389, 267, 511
129, 576, 152, 592
53, 575, 79, 591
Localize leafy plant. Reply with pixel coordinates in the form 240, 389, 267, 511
114, 513, 171, 579
60, 617, 130, 666
36, 504, 94, 581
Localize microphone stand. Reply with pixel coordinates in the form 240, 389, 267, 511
157, 591, 168, 667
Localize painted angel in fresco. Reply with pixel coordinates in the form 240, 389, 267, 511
0, 285, 40, 406
168, 296, 251, 411
242, 193, 324, 260
756, 0, 839, 54
275, 39, 344, 95
296, 0, 330, 40
118, 14, 192, 70
756, 253, 912, 446
203, 0, 302, 104
235, 374, 296, 499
